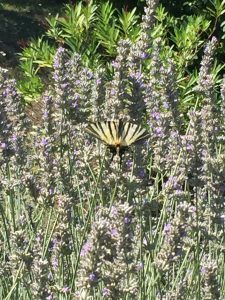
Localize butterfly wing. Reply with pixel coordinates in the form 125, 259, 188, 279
85, 120, 149, 148
85, 121, 119, 146
120, 122, 150, 146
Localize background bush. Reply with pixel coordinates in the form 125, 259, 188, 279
18, 0, 225, 105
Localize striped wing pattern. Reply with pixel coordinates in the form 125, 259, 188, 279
120, 122, 149, 146
85, 120, 149, 147
85, 121, 118, 145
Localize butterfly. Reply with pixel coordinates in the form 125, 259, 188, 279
85, 120, 150, 163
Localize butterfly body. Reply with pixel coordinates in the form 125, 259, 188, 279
85, 120, 149, 163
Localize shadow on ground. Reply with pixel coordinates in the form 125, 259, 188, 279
0, 9, 45, 67
0, 0, 68, 69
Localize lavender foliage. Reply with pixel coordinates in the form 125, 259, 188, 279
0, 0, 224, 298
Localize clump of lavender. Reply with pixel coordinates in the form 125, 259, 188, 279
30, 231, 53, 299
53, 47, 95, 123
159, 277, 190, 300
195, 37, 218, 155
184, 38, 225, 225
146, 40, 225, 300
25, 6, 159, 207
23, 95, 55, 203
30, 51, 100, 205
182, 38, 219, 187
102, 0, 159, 122
200, 257, 221, 300
31, 202, 73, 299
155, 201, 196, 273
50, 38, 150, 203
76, 202, 140, 299
8, 215, 33, 283
142, 37, 184, 175
0, 67, 29, 166
183, 109, 205, 187
50, 194, 73, 259
37, 92, 62, 206
48, 48, 108, 204
129, 0, 159, 65
104, 39, 132, 121
220, 76, 225, 144
76, 2, 159, 191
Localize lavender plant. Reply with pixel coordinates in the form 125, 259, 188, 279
76, 202, 139, 299
0, 0, 225, 299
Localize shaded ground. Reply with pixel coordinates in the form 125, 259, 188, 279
0, 0, 69, 70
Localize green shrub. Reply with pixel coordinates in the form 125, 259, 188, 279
19, 0, 225, 111
19, 1, 141, 101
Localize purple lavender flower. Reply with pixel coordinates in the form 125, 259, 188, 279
151, 111, 161, 120
62, 286, 70, 293
201, 266, 207, 274
110, 206, 118, 217
164, 176, 182, 191
126, 159, 132, 168
53, 46, 65, 69
163, 101, 170, 109
52, 257, 59, 269
46, 293, 54, 300
139, 169, 145, 178
87, 70, 93, 79
110, 89, 116, 96
102, 287, 111, 297
112, 61, 120, 68
89, 272, 98, 282
140, 52, 149, 59
124, 217, 131, 224
110, 228, 118, 237
155, 127, 163, 137
40, 138, 48, 146
0, 142, 6, 149
81, 241, 92, 256
136, 262, 144, 270
164, 223, 172, 233
76, 203, 139, 297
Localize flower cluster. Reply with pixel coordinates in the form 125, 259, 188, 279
155, 201, 196, 272
8, 215, 33, 281
50, 194, 73, 259
76, 202, 140, 299
201, 257, 221, 299
31, 232, 53, 299
0, 68, 29, 165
